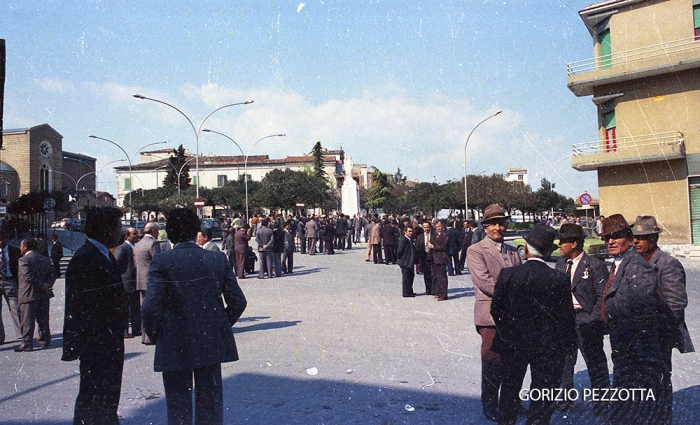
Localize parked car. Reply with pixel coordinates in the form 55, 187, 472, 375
200, 218, 223, 240
511, 226, 609, 261
72, 219, 86, 232
135, 221, 148, 231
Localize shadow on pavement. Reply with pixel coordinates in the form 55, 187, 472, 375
234, 320, 301, 334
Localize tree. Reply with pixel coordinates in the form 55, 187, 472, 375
364, 166, 395, 213
405, 182, 442, 217
162, 145, 191, 191
309, 141, 327, 182
252, 169, 332, 213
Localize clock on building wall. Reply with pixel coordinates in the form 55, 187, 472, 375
39, 141, 53, 158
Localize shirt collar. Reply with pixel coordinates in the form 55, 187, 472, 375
87, 238, 112, 261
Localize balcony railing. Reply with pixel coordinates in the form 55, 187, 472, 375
573, 131, 683, 156
567, 37, 698, 76
571, 131, 685, 171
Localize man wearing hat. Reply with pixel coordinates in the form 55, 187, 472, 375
631, 215, 694, 424
555, 223, 610, 413
599, 214, 664, 424
467, 204, 521, 422
491, 223, 576, 425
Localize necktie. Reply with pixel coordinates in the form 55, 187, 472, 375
0, 248, 6, 277
566, 259, 573, 286
501, 245, 510, 267
601, 262, 616, 324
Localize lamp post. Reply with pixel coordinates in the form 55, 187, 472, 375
75, 159, 127, 206
132, 94, 253, 206
549, 153, 574, 219
201, 128, 245, 180
244, 134, 286, 220
463, 110, 502, 220
158, 157, 195, 203
88, 136, 167, 218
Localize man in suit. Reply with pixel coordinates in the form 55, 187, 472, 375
134, 221, 161, 345
282, 221, 295, 274
0, 230, 22, 346
256, 218, 274, 278
364, 218, 375, 261
34, 233, 49, 257
369, 219, 383, 264
415, 221, 434, 295
62, 207, 127, 425
234, 224, 252, 279
467, 204, 522, 422
458, 220, 474, 273
50, 234, 63, 278
555, 223, 610, 413
491, 224, 576, 425
396, 226, 416, 297
142, 208, 247, 425
335, 214, 348, 250
430, 220, 450, 301
446, 224, 461, 276
381, 219, 397, 264
600, 214, 664, 424
16, 237, 56, 351
198, 227, 220, 252
305, 216, 318, 255
631, 215, 695, 424
221, 228, 236, 270
115, 227, 141, 339
322, 218, 336, 255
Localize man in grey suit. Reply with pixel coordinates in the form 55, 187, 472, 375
142, 208, 247, 425
134, 221, 161, 344
115, 227, 140, 338
631, 215, 694, 424
198, 227, 220, 252
466, 204, 521, 422
600, 214, 664, 424
305, 216, 318, 255
555, 223, 610, 413
16, 237, 56, 351
256, 218, 274, 278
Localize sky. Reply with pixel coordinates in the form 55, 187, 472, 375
2, 0, 600, 200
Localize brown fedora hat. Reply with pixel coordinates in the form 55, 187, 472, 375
481, 204, 508, 225
631, 216, 663, 236
599, 213, 631, 236
559, 223, 586, 240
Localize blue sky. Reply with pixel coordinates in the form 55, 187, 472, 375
2, 0, 599, 199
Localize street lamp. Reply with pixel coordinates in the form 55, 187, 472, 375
549, 153, 574, 219
132, 94, 253, 205
88, 135, 167, 218
74, 159, 127, 206
201, 128, 245, 180
463, 110, 502, 220
158, 157, 195, 203
244, 134, 286, 220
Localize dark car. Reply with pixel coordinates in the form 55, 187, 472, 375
201, 218, 223, 240
72, 219, 86, 232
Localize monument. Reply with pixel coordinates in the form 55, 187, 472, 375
341, 157, 360, 215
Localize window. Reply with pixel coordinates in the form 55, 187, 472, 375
1, 180, 9, 199
518, 175, 523, 181
694, 5, 700, 40
124, 177, 131, 191
604, 110, 617, 152
598, 29, 612, 69
40, 164, 51, 192
217, 175, 228, 187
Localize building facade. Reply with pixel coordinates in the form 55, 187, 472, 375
567, 0, 700, 244
114, 148, 369, 210
0, 124, 96, 207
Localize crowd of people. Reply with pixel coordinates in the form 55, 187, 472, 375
0, 203, 695, 425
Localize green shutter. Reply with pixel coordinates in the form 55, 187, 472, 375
603, 111, 616, 129
690, 177, 700, 244
124, 178, 131, 191
192, 176, 198, 187
694, 6, 700, 28
599, 29, 612, 69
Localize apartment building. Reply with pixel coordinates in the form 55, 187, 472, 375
567, 0, 700, 243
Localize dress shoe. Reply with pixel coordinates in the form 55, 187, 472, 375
436, 297, 448, 301
14, 347, 33, 352
483, 408, 498, 422
403, 294, 416, 297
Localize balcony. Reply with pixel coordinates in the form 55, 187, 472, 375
571, 131, 685, 171
567, 37, 700, 96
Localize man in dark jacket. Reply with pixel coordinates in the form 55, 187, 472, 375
458, 220, 474, 273
415, 221, 434, 296
50, 234, 63, 278
234, 224, 252, 279
555, 223, 610, 413
142, 208, 247, 425
335, 214, 348, 250
491, 224, 576, 425
0, 230, 22, 346
381, 219, 397, 264
114, 227, 141, 338
446, 225, 462, 276
396, 226, 416, 297
62, 207, 127, 425
631, 215, 694, 424
256, 219, 274, 279
600, 214, 664, 424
